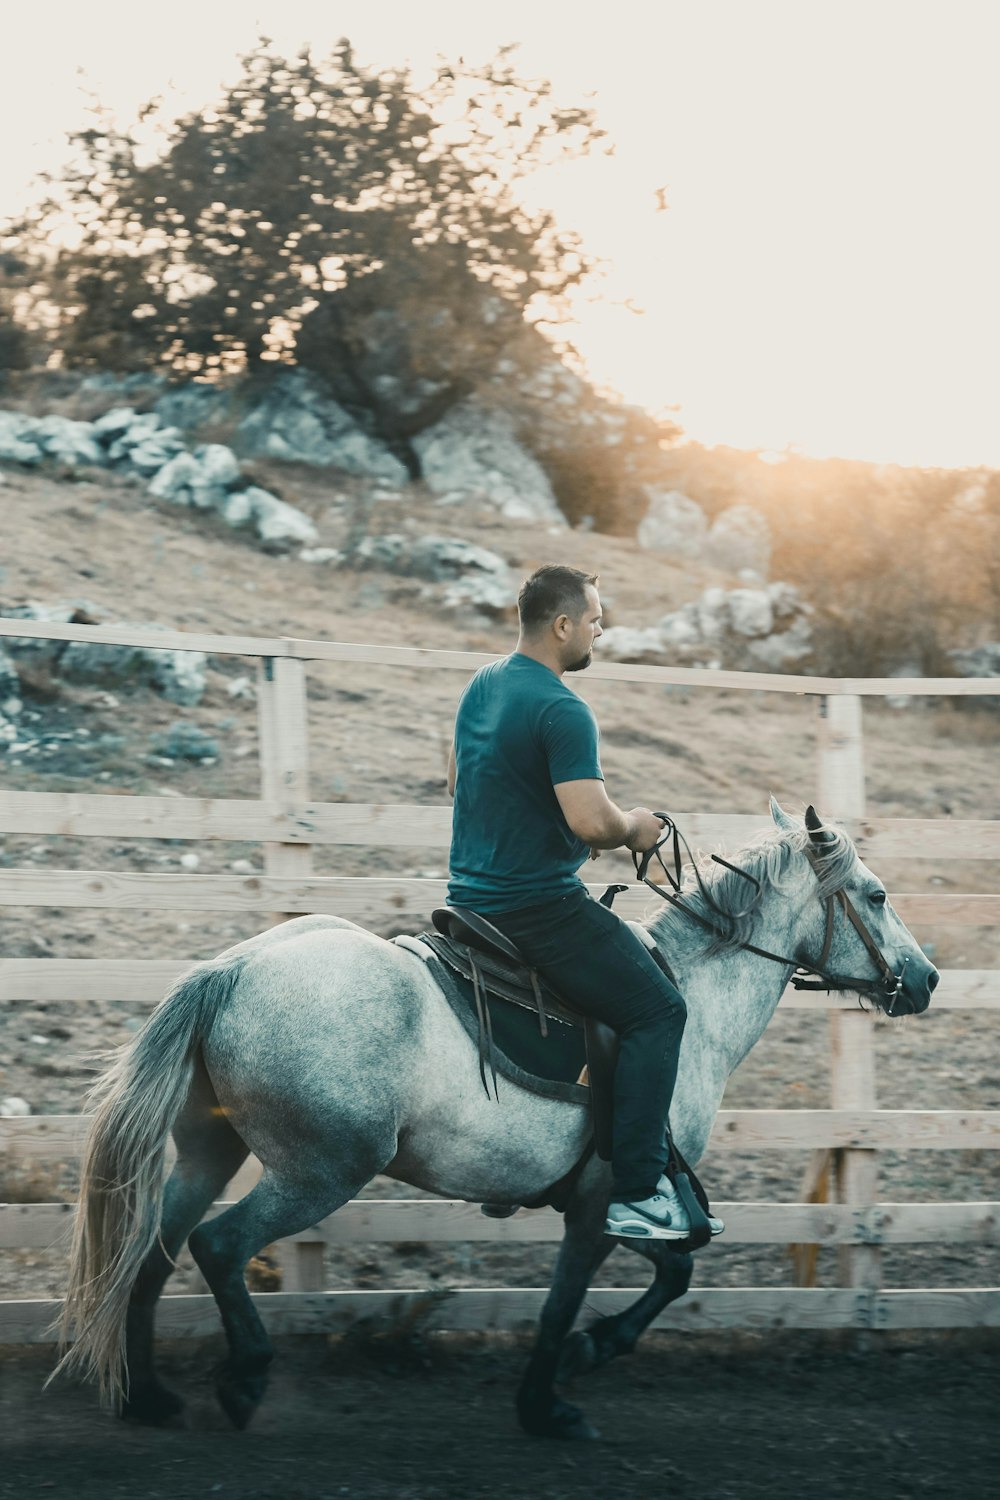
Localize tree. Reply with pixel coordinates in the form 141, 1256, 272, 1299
0, 252, 34, 383
13, 40, 602, 384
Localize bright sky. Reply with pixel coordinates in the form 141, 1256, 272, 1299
3, 0, 999, 469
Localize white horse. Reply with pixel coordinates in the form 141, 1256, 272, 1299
54, 800, 937, 1440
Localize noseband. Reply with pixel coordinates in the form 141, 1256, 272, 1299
635, 817, 908, 1013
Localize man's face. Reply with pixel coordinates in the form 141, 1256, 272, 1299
562, 585, 604, 673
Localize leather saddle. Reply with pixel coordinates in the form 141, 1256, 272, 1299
431, 904, 620, 1161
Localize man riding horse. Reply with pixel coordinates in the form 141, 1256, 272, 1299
447, 563, 723, 1241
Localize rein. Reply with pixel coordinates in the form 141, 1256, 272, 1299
633, 815, 907, 1012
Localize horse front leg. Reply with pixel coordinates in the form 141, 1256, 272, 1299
557, 1241, 694, 1383
517, 1194, 614, 1441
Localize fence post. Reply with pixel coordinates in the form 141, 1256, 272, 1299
816, 692, 880, 1293
256, 655, 324, 1292
257, 655, 312, 914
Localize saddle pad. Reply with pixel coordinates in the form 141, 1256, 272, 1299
407, 934, 589, 1104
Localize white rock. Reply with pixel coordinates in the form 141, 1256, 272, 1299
238, 370, 408, 483
148, 443, 240, 510
226, 675, 255, 700
696, 587, 731, 641
727, 588, 774, 638
242, 487, 319, 549
179, 852, 200, 870
219, 490, 254, 526
92, 406, 140, 440
127, 430, 187, 475
706, 505, 771, 578
148, 451, 204, 505
194, 442, 241, 490
596, 625, 672, 661
32, 415, 104, 465
145, 649, 209, 706
413, 404, 566, 525
229, 858, 256, 874
299, 547, 343, 564
636, 488, 708, 558
0, 1096, 31, 1116
0, 411, 43, 464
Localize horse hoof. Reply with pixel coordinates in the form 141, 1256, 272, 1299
214, 1361, 270, 1431
121, 1381, 185, 1427
557, 1330, 599, 1382
519, 1396, 600, 1442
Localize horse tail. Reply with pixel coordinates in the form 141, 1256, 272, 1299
51, 953, 246, 1406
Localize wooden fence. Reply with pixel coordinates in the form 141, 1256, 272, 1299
1, 618, 998, 1344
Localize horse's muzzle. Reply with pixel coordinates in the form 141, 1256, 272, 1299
888, 960, 939, 1016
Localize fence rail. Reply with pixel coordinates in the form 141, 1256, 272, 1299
1, 622, 998, 1342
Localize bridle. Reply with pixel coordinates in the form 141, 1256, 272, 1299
632, 814, 909, 1014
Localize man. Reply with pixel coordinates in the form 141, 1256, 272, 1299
447, 563, 721, 1240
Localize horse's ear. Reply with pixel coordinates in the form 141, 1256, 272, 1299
804, 805, 834, 844
770, 796, 796, 831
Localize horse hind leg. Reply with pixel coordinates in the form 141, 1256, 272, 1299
123, 1056, 250, 1425
188, 1152, 385, 1431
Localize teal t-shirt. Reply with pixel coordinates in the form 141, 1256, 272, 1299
447, 653, 604, 913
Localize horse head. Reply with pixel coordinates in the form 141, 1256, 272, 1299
770, 797, 939, 1016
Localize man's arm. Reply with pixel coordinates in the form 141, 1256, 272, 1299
554, 779, 664, 852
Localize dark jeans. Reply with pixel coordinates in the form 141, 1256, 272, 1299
489, 885, 687, 1201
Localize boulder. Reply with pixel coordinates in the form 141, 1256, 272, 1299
949, 643, 1000, 679
409, 537, 515, 611
152, 722, 220, 760
413, 404, 566, 525
352, 535, 409, 571
0, 602, 104, 666
0, 1097, 31, 1117
597, 583, 811, 670
91, 406, 140, 441
233, 487, 319, 551
148, 444, 241, 509
351, 533, 514, 611
143, 650, 210, 707
636, 488, 708, 559
238, 371, 408, 484
706, 505, 771, 578
127, 431, 188, 475
595, 625, 675, 663
743, 615, 813, 670
32, 415, 103, 465
155, 382, 233, 430
726, 589, 774, 638
4, 604, 210, 707
61, 638, 208, 706
0, 411, 43, 464
94, 406, 188, 475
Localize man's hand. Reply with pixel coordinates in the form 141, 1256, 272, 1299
624, 807, 666, 853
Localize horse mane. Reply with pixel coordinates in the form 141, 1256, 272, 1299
648, 820, 859, 957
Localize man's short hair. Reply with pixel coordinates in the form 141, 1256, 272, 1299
518, 565, 599, 632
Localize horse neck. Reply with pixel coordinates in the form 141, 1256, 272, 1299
650, 876, 812, 1077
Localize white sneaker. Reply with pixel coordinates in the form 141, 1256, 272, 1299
656, 1174, 726, 1236
604, 1189, 691, 1240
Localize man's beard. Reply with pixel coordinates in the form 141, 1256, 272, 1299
565, 650, 593, 673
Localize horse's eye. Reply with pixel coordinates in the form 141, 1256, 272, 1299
869, 891, 887, 907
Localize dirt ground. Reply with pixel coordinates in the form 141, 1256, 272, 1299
2, 1332, 999, 1500
1, 460, 999, 1494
